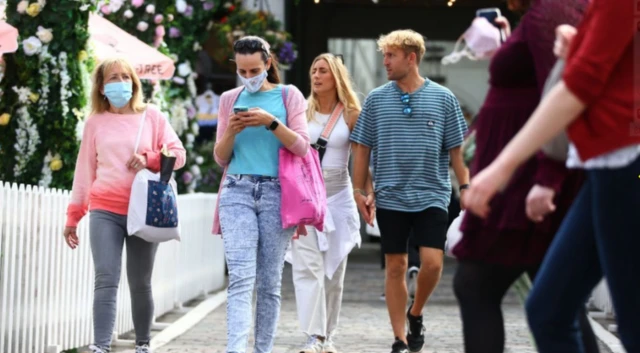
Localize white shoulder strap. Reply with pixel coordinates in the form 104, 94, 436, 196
133, 109, 147, 154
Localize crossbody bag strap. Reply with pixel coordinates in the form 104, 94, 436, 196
133, 109, 148, 154
312, 103, 344, 162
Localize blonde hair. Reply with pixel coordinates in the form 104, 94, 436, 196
377, 29, 426, 62
307, 54, 361, 125
90, 57, 146, 114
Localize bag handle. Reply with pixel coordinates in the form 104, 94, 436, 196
133, 109, 148, 154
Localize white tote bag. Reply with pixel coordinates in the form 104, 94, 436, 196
126, 110, 181, 243
444, 210, 465, 258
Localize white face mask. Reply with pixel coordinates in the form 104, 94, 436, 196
442, 17, 502, 65
238, 70, 268, 93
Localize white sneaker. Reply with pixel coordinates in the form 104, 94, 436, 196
323, 338, 338, 353
300, 335, 324, 353
135, 344, 152, 353
88, 345, 108, 353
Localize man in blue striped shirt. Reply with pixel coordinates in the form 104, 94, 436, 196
351, 29, 469, 353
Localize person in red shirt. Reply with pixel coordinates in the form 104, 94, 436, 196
463, 0, 640, 351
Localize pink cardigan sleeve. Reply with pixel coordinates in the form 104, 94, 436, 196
213, 90, 235, 167
283, 85, 310, 157
143, 106, 187, 172
66, 117, 98, 227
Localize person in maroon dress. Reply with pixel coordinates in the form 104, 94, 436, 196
450, 1, 597, 352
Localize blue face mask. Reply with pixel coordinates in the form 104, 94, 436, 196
104, 82, 133, 108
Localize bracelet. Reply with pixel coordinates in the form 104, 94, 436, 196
353, 188, 369, 196
459, 184, 470, 192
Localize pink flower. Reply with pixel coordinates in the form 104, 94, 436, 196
154, 14, 164, 24
169, 27, 181, 38
155, 25, 165, 37
100, 5, 111, 14
203, 1, 214, 11
187, 106, 196, 118
131, 0, 144, 8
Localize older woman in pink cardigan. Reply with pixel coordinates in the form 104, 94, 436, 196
211, 35, 309, 353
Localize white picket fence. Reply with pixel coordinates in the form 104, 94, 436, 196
0, 182, 225, 353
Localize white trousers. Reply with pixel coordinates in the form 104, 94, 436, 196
291, 226, 348, 338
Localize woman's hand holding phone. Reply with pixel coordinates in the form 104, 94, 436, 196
238, 108, 274, 127
227, 111, 247, 136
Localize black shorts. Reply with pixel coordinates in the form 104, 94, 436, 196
376, 207, 449, 254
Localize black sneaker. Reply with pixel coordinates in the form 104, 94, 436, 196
406, 304, 425, 353
390, 337, 409, 353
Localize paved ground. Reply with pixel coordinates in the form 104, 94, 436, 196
146, 242, 560, 353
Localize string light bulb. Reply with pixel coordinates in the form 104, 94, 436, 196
314, 0, 320, 3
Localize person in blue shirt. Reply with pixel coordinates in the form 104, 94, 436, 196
351, 29, 469, 353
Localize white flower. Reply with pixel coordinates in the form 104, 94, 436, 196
37, 0, 46, 7
191, 122, 199, 135
108, 0, 123, 12
195, 156, 204, 165
137, 21, 149, 32
17, 0, 28, 13
124, 9, 134, 18
12, 86, 32, 104
23, 37, 43, 56
186, 133, 195, 144
80, 4, 90, 11
13, 107, 40, 178
192, 42, 202, 52
146, 4, 155, 13
172, 77, 185, 85
176, 0, 187, 13
75, 119, 86, 141
190, 164, 201, 177
36, 26, 53, 44
206, 21, 214, 30
169, 104, 188, 135
177, 62, 191, 77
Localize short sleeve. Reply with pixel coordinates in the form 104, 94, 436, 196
349, 94, 375, 147
443, 93, 467, 150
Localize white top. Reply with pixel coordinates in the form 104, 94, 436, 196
308, 111, 351, 169
566, 143, 640, 169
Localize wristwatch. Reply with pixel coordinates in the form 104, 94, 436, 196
266, 118, 280, 131
459, 184, 470, 192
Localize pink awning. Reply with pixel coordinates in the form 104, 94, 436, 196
89, 13, 175, 80
0, 21, 18, 54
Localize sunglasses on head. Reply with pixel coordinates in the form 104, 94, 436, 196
233, 39, 269, 55
332, 54, 344, 64
400, 93, 412, 115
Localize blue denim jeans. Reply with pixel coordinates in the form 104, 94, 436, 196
526, 155, 640, 353
219, 174, 295, 353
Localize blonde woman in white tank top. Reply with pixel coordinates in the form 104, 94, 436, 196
290, 54, 374, 353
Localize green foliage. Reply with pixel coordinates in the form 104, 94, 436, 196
0, 0, 97, 189
0, 0, 297, 193
100, 0, 221, 193
211, 2, 298, 71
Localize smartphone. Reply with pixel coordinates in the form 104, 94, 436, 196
233, 106, 248, 114
476, 7, 506, 43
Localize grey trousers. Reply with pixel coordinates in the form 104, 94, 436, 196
89, 210, 159, 349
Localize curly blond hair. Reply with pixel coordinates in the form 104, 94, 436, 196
377, 29, 426, 61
